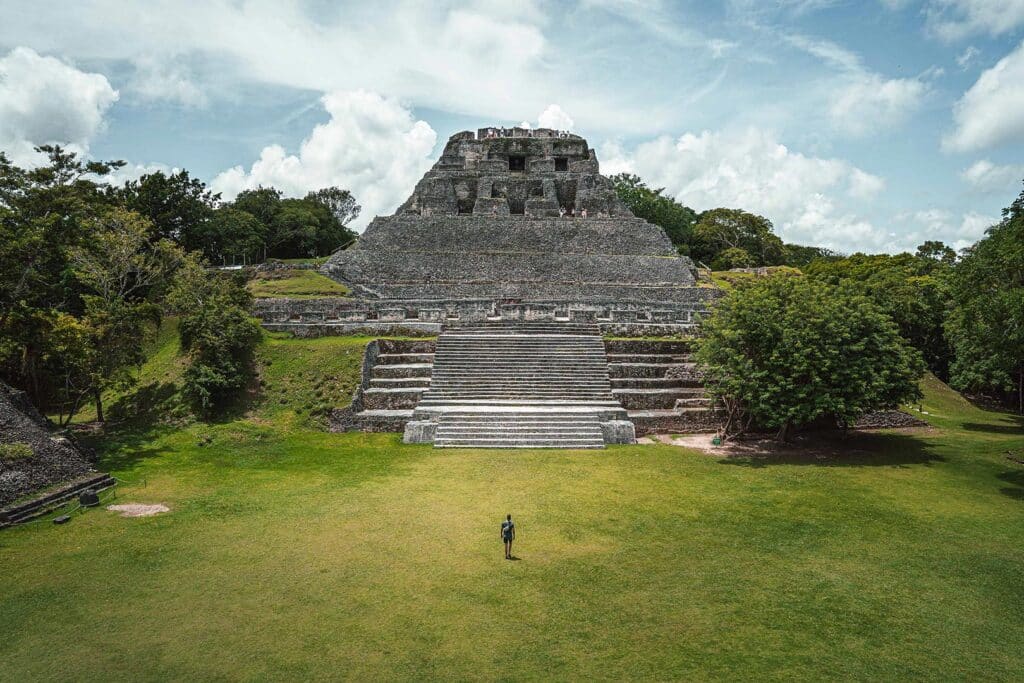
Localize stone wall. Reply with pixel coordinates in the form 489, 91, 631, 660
354, 216, 677, 255
253, 296, 716, 336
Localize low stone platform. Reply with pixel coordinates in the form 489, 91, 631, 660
605, 340, 724, 435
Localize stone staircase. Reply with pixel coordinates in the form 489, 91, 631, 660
433, 411, 605, 449
331, 339, 434, 432
605, 340, 724, 435
404, 322, 634, 448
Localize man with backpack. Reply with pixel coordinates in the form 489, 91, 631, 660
501, 514, 515, 559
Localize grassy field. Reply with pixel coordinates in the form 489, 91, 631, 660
4, 329, 1024, 680
247, 268, 350, 299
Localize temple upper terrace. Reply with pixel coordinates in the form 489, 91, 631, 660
476, 126, 581, 140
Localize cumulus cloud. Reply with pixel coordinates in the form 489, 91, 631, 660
945, 41, 1024, 152
786, 34, 927, 136
536, 104, 574, 131
925, 0, 1024, 40
961, 159, 1024, 192
211, 90, 437, 230
609, 127, 893, 252
829, 75, 927, 136
900, 208, 997, 251
0, 46, 118, 165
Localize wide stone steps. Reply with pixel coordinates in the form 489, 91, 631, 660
369, 377, 432, 388
602, 339, 723, 435
610, 377, 699, 389
372, 363, 432, 379
608, 363, 696, 378
433, 411, 605, 449
613, 387, 706, 410
377, 353, 435, 364
606, 353, 692, 363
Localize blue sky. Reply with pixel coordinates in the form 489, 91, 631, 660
1, 0, 1023, 253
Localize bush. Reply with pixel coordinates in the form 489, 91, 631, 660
169, 256, 262, 416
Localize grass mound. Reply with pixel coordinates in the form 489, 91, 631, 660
77, 319, 368, 428
247, 269, 350, 299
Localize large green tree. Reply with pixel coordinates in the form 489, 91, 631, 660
696, 274, 924, 441
945, 188, 1024, 412
69, 208, 182, 421
0, 146, 123, 404
610, 174, 697, 253
805, 248, 953, 377
693, 208, 786, 269
119, 170, 218, 250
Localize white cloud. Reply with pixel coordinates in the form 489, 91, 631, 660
211, 90, 437, 230
956, 45, 981, 69
0, 46, 118, 165
786, 35, 927, 136
945, 41, 1024, 152
848, 168, 886, 199
901, 208, 997, 251
925, 0, 1024, 40
961, 159, 1024, 192
129, 56, 206, 107
536, 104, 574, 131
829, 74, 927, 136
612, 127, 893, 252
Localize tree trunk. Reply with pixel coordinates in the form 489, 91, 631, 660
776, 420, 792, 443
94, 387, 104, 423
1019, 364, 1023, 415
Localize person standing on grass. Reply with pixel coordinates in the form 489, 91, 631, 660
501, 514, 515, 559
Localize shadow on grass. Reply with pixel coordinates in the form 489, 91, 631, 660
718, 431, 944, 468
997, 470, 1024, 501
87, 423, 180, 473
961, 418, 1024, 435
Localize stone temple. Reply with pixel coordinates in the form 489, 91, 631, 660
258, 126, 724, 448
319, 127, 718, 329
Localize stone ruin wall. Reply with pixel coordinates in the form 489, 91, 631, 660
395, 127, 631, 219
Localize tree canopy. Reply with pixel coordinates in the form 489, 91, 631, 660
610, 174, 697, 253
805, 248, 954, 378
945, 188, 1024, 411
696, 274, 925, 440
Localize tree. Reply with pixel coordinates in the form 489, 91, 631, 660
119, 170, 218, 250
69, 208, 182, 421
945, 188, 1024, 412
610, 174, 697, 252
306, 186, 360, 228
783, 243, 843, 268
805, 250, 953, 378
0, 146, 124, 405
916, 240, 957, 265
167, 256, 261, 415
695, 275, 924, 441
693, 208, 786, 268
201, 207, 267, 265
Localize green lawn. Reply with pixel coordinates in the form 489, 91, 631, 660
247, 268, 350, 299
4, 330, 1024, 680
